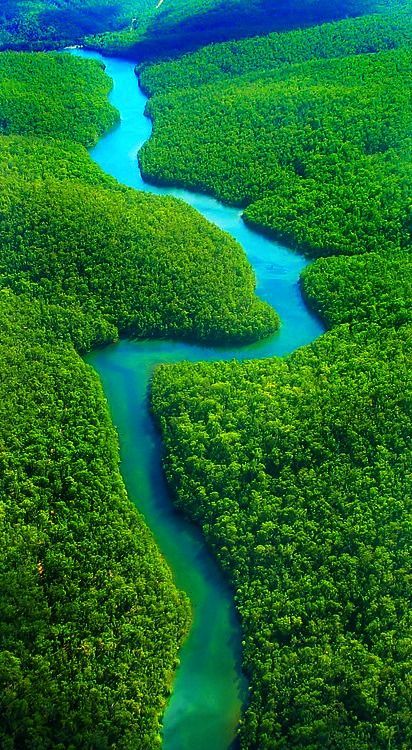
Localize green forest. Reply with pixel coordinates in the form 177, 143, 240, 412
86, 0, 392, 59
140, 11, 412, 258
0, 3, 411, 750
0, 290, 190, 749
0, 52, 276, 348
0, 50, 276, 747
0, 0, 400, 55
152, 321, 411, 749
144, 9, 412, 750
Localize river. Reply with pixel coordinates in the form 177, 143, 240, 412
71, 49, 324, 750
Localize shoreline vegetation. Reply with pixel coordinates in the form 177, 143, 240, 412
139, 11, 411, 261
142, 9, 411, 750
0, 3, 410, 749
0, 49, 276, 747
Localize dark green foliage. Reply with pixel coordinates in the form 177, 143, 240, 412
87, 0, 405, 60
2, 0, 392, 54
1, 0, 403, 57
0, 290, 190, 749
139, 20, 412, 257
0, 0, 153, 50
140, 9, 412, 95
152, 322, 412, 749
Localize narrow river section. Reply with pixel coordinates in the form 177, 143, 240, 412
71, 49, 325, 750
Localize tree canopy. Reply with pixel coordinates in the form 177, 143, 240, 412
0, 49, 275, 746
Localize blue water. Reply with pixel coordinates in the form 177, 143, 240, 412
71, 49, 324, 750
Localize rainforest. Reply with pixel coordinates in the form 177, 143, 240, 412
0, 1, 410, 749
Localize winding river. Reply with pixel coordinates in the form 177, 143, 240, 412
71, 49, 324, 750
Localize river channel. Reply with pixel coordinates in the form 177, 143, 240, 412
72, 49, 324, 750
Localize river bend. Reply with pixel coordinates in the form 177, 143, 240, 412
71, 49, 324, 750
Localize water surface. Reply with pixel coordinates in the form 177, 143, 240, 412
72, 49, 324, 750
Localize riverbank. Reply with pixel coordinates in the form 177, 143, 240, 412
72, 48, 324, 748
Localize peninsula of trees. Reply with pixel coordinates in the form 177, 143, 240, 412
0, 50, 275, 746
0, 4, 410, 749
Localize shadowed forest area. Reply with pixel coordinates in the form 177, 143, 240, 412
145, 9, 411, 749
1, 0, 408, 54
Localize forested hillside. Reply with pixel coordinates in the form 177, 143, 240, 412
140, 9, 412, 94
140, 13, 412, 258
0, 291, 190, 749
0, 53, 276, 346
87, 0, 390, 59
0, 0, 402, 54
147, 10, 412, 749
301, 252, 412, 328
0, 50, 276, 746
1, 4, 411, 749
0, 52, 118, 144
0, 0, 152, 50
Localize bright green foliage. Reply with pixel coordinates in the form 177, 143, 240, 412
0, 290, 190, 749
0, 48, 277, 747
0, 52, 118, 146
0, 134, 120, 191
301, 252, 412, 328
139, 23, 412, 256
0, 53, 277, 347
0, 134, 117, 187
0, 174, 277, 347
152, 322, 412, 749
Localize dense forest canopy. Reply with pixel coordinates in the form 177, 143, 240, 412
86, 0, 399, 58
0, 52, 118, 145
140, 13, 412, 258
0, 2, 410, 749
0, 0, 407, 54
140, 8, 412, 94
0, 50, 189, 748
0, 49, 276, 746
145, 8, 412, 749
0, 290, 190, 749
152, 321, 412, 749
0, 52, 276, 348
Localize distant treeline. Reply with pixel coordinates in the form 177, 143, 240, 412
0, 0, 405, 57
86, 0, 394, 59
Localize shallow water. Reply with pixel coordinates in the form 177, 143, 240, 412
71, 49, 324, 749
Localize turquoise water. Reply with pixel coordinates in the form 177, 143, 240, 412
72, 49, 324, 749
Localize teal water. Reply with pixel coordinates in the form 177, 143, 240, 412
71, 49, 324, 750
